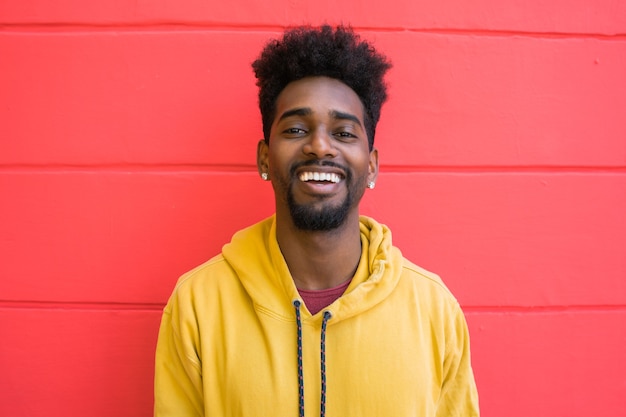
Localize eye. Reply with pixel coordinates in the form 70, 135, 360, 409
333, 130, 358, 140
283, 127, 307, 137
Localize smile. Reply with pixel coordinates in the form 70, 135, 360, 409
298, 172, 341, 183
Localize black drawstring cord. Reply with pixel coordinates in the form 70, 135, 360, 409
293, 300, 305, 417
320, 310, 332, 417
293, 300, 333, 417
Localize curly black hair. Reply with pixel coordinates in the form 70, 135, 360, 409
252, 25, 392, 150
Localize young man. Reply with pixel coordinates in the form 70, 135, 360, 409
155, 25, 479, 416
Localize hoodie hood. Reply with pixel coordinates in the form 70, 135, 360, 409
222, 215, 404, 324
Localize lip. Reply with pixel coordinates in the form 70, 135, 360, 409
295, 178, 343, 197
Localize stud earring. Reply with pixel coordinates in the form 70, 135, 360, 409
261, 172, 269, 181
367, 181, 375, 189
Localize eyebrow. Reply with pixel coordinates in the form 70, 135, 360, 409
277, 107, 312, 122
330, 110, 363, 127
277, 107, 363, 128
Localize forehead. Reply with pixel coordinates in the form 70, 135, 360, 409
274, 76, 365, 122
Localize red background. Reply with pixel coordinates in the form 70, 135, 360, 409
1, 1, 625, 416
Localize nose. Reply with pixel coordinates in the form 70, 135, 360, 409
302, 129, 337, 158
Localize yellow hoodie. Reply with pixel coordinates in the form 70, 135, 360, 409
154, 216, 479, 416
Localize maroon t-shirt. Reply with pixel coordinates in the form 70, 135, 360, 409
298, 278, 352, 315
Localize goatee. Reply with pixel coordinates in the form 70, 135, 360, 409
288, 188, 353, 231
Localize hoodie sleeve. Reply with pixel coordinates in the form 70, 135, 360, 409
435, 301, 480, 417
154, 295, 204, 417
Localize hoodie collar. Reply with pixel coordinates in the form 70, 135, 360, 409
222, 215, 403, 324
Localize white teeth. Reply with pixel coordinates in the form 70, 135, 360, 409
299, 172, 341, 183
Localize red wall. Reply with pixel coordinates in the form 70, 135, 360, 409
1, 2, 625, 416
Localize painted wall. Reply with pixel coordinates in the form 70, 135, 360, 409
1, 1, 625, 416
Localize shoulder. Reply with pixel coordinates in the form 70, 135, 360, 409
164, 254, 238, 311
401, 258, 453, 293
175, 254, 231, 288
397, 257, 462, 309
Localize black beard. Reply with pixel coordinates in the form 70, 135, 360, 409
287, 187, 353, 231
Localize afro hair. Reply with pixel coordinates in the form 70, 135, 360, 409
252, 25, 391, 149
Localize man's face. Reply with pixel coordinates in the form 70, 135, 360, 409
257, 76, 378, 231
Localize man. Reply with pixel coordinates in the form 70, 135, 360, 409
155, 25, 479, 416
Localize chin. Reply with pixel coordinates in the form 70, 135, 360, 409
289, 201, 351, 231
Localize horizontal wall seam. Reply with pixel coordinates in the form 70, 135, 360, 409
1, 24, 625, 40
463, 305, 626, 314
0, 300, 165, 311
1, 165, 626, 174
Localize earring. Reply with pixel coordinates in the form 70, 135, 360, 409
367, 181, 375, 189
261, 172, 269, 181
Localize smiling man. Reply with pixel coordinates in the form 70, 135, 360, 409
155, 25, 479, 417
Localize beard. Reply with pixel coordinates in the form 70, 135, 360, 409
288, 187, 353, 231
285, 161, 365, 231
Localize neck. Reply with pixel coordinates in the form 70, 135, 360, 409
276, 213, 362, 291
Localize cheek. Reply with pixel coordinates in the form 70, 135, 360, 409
267, 155, 282, 175
267, 153, 292, 187
356, 154, 374, 175
267, 144, 297, 172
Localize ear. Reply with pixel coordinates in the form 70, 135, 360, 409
368, 148, 379, 184
257, 139, 269, 177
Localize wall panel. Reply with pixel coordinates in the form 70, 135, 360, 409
366, 172, 626, 307
376, 33, 626, 168
466, 310, 626, 417
1, 303, 624, 417
0, 31, 264, 166
0, 171, 274, 304
2, 171, 623, 307
2, 32, 625, 168
0, 307, 161, 417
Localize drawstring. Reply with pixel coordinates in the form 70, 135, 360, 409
293, 300, 333, 417
294, 300, 305, 417
320, 310, 332, 417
